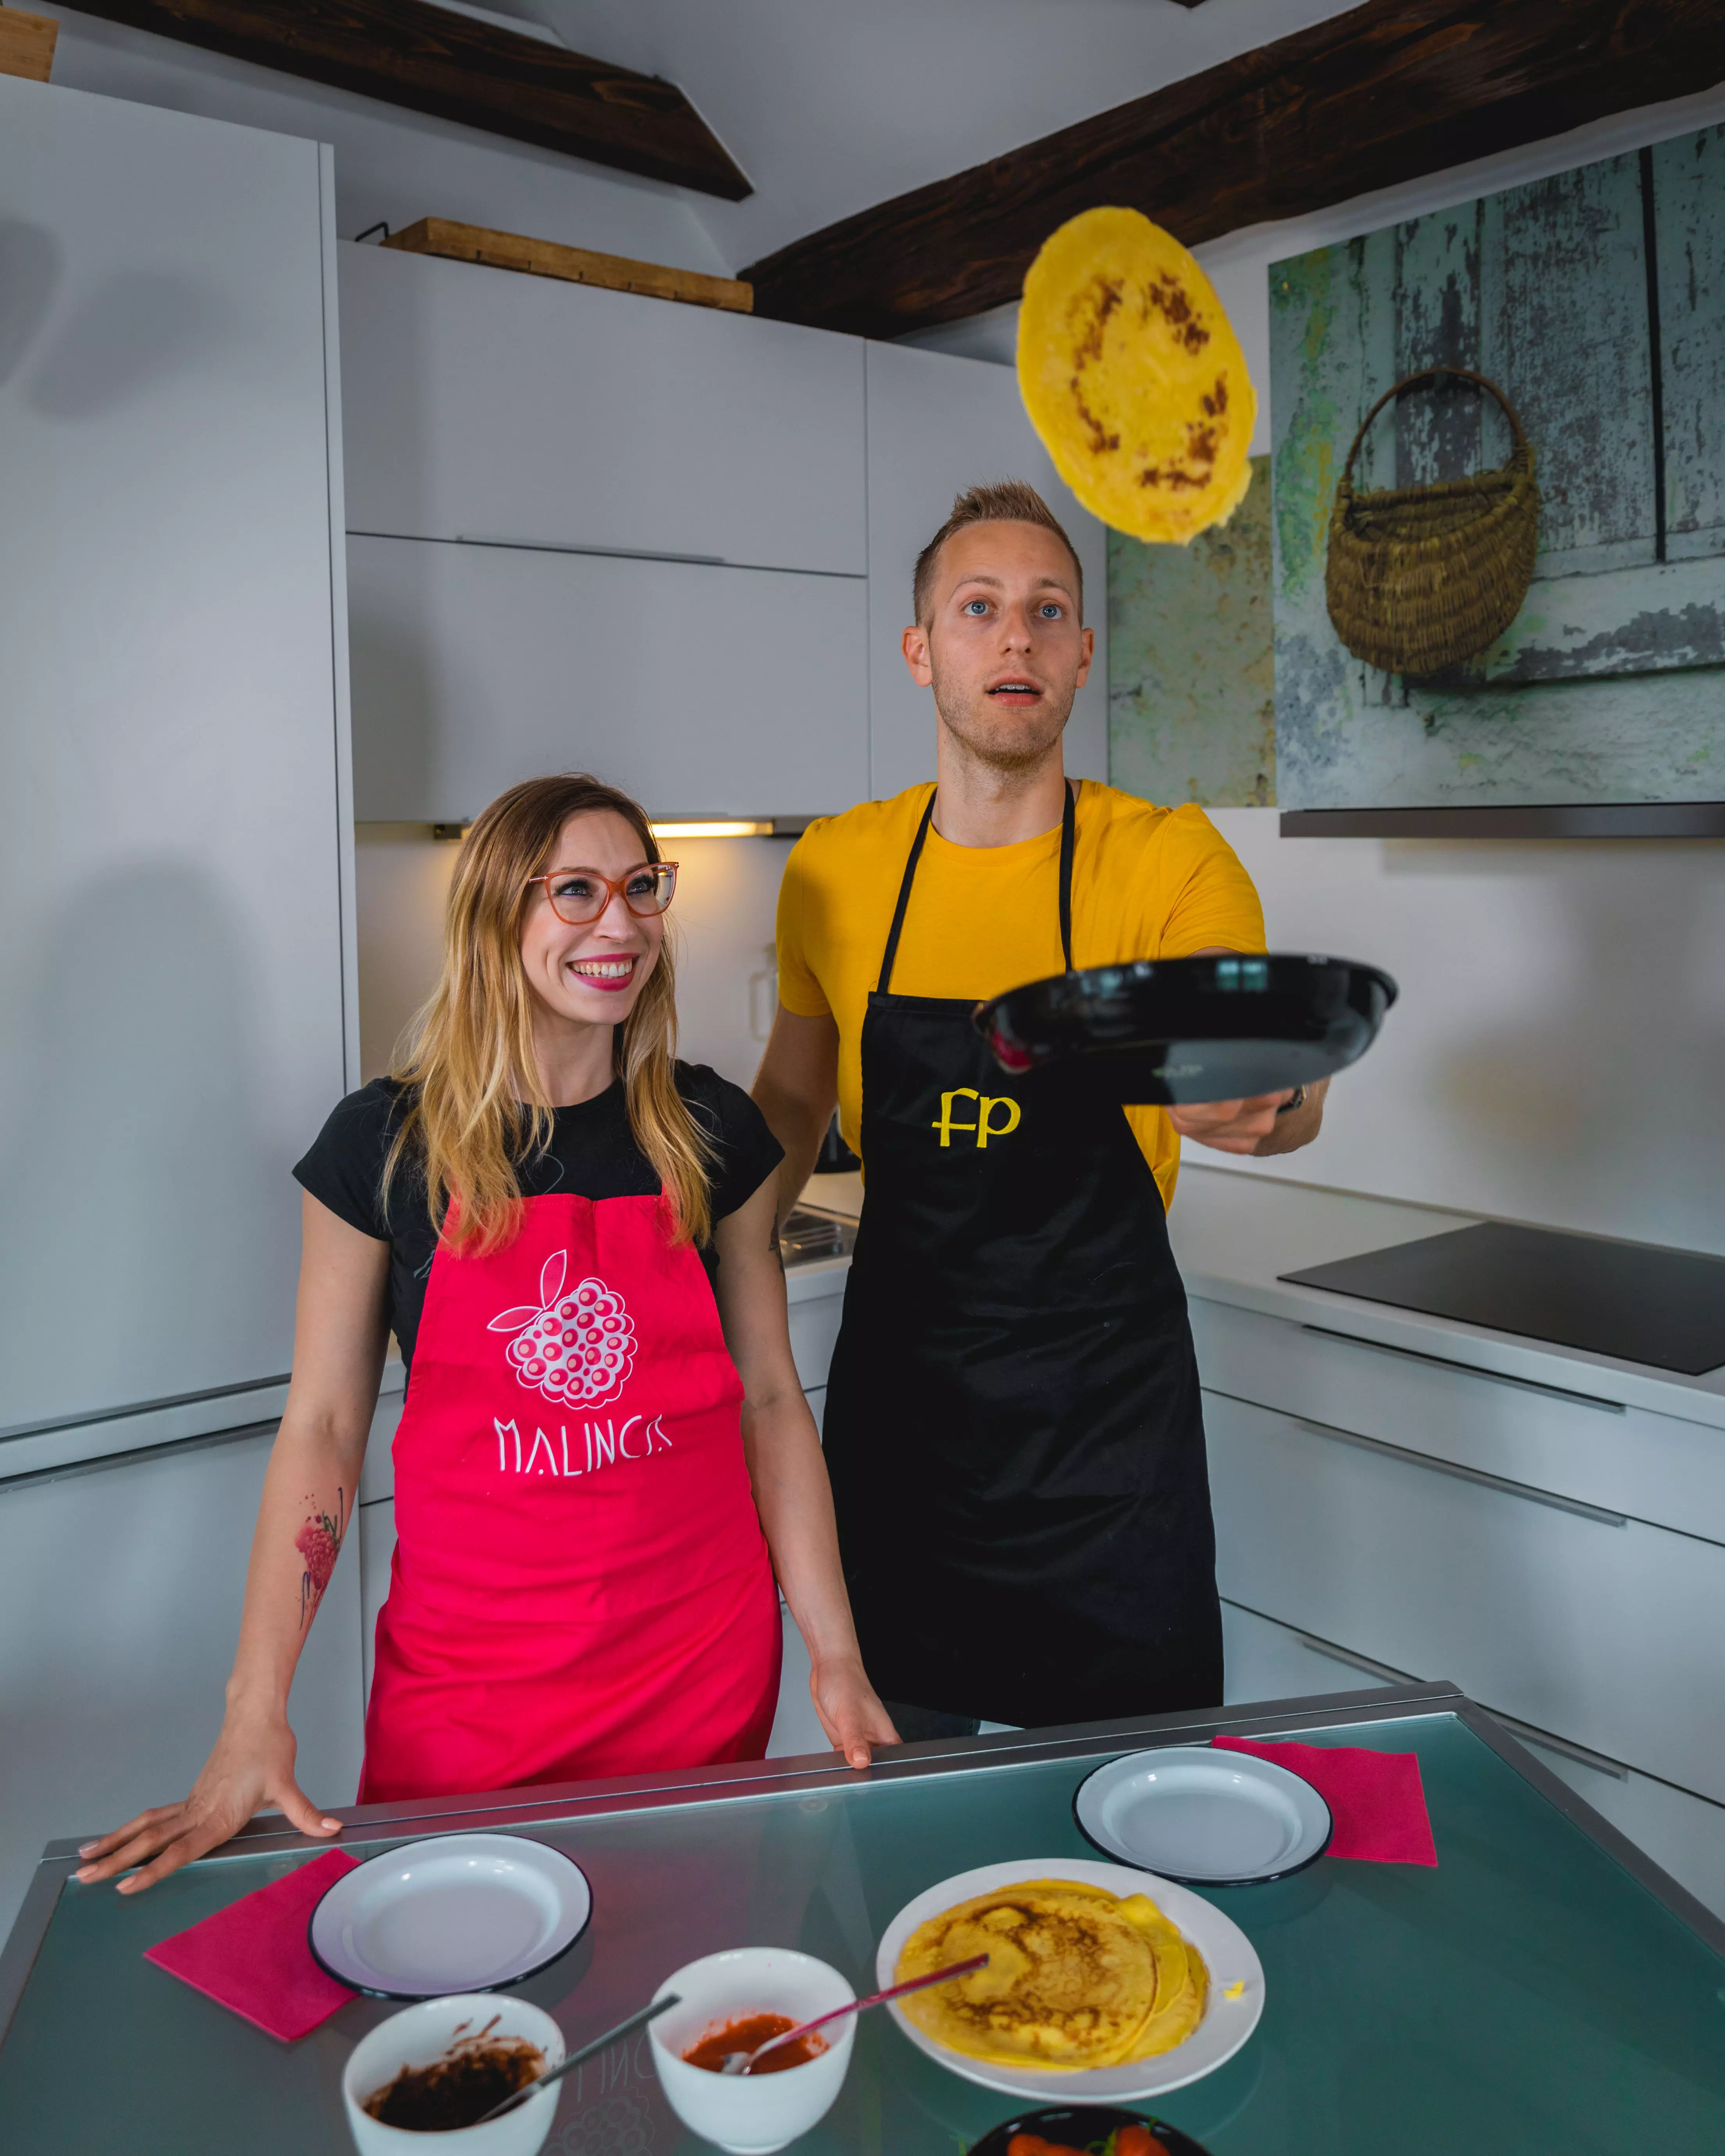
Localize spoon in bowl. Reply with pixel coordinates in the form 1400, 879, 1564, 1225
477, 1995, 679, 2124
718, 1953, 988, 2075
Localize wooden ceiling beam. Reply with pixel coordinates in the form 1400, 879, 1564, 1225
742, 0, 1725, 337
67, 0, 751, 199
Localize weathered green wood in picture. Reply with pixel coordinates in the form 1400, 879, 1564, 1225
1272, 125, 1725, 812
1654, 125, 1725, 561
1109, 456, 1274, 808
1480, 155, 1655, 574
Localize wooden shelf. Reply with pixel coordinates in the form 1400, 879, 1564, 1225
0, 9, 56, 81
381, 218, 752, 314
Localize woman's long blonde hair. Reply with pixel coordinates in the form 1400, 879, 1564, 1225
383, 773, 713, 1253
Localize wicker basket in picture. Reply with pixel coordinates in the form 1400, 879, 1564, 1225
1325, 366, 1541, 676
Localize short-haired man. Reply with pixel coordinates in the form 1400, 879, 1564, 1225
753, 482, 1324, 1741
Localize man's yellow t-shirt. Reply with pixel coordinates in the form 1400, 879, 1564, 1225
775, 780, 1268, 1212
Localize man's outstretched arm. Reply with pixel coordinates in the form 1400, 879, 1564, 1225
753, 1003, 843, 1230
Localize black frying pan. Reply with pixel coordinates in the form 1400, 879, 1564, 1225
973, 953, 1397, 1107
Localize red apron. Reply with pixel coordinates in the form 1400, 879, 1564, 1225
359, 1192, 782, 1803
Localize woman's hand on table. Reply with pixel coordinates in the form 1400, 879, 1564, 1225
810, 1653, 901, 1770
74, 1704, 340, 1894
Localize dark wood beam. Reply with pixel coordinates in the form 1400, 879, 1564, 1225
742, 0, 1725, 336
68, 0, 751, 199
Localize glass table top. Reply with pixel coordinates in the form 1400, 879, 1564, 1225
3, 1702, 1723, 2153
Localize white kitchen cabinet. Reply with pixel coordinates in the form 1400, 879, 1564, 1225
339, 243, 866, 575
767, 1601, 829, 1760
863, 343, 1109, 800
359, 1373, 407, 1506
1220, 1597, 1398, 1709
348, 534, 869, 821
1205, 1389, 1725, 1804
1190, 1296, 1725, 1546
0, 81, 354, 1438
786, 1272, 848, 1394
359, 1496, 395, 1707
0, 1429, 362, 1943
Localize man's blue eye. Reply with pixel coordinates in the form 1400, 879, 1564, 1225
963, 599, 989, 615
1039, 603, 1063, 617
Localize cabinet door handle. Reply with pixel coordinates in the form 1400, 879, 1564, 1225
1299, 1326, 1625, 1414
1251, 1401, 1632, 1527
1284, 1623, 1632, 1781
453, 533, 728, 566
0, 1415, 279, 1496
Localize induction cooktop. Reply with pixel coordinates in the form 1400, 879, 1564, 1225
1281, 1221, 1725, 1377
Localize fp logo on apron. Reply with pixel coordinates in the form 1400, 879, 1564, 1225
931, 1087, 1022, 1148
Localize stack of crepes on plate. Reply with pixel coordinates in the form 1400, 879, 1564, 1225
894, 1878, 1207, 2071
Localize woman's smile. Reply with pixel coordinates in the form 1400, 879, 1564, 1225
566, 952, 639, 992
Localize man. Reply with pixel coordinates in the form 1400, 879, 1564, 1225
752, 480, 1324, 1741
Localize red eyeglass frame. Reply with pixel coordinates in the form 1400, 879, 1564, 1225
523, 861, 679, 926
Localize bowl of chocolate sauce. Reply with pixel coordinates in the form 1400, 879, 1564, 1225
342, 1994, 565, 2152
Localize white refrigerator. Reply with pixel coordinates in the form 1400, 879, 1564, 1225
0, 74, 362, 1940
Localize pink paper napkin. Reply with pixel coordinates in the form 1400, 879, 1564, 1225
144, 1848, 361, 2040
1214, 1735, 1438, 1865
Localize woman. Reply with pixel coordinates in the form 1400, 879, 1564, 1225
79, 773, 896, 1893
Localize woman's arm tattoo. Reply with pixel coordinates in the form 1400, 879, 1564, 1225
295, 1487, 349, 1627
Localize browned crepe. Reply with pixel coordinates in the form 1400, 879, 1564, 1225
895, 1877, 1207, 2071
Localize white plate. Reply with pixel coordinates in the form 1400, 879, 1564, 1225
1076, 1746, 1332, 1884
309, 1833, 591, 1998
875, 1858, 1263, 2102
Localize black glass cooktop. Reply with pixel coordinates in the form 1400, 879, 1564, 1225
1282, 1221, 1725, 1377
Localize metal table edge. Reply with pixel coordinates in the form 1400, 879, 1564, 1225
1455, 1700, 1725, 1958
0, 1859, 75, 2051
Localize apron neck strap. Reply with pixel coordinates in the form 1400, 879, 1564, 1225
876, 782, 1077, 996
1057, 779, 1076, 973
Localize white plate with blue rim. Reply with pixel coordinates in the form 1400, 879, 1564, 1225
308, 1833, 591, 1998
1075, 1746, 1332, 1886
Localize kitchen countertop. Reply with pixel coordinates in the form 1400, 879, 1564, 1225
1169, 1164, 1725, 1434
784, 1171, 862, 1301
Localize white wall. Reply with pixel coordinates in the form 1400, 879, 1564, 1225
1207, 811, 1725, 1258
355, 828, 782, 1090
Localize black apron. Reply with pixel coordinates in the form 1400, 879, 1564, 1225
822, 785, 1221, 1729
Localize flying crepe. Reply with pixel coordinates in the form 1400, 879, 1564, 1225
1018, 207, 1256, 545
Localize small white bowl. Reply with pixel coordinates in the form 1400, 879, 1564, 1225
342, 1994, 566, 2156
650, 1947, 855, 2154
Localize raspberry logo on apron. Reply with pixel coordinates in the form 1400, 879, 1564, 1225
487, 1251, 637, 1406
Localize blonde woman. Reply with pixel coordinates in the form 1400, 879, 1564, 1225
79, 774, 897, 1893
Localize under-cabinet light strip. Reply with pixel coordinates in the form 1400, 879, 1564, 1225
427, 816, 808, 841
651, 819, 773, 838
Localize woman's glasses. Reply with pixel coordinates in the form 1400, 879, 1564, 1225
525, 861, 679, 926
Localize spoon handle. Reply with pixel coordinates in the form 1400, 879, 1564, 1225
746, 1953, 988, 2069
479, 1993, 679, 2124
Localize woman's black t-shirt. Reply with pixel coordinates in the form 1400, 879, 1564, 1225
293, 1066, 784, 1370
